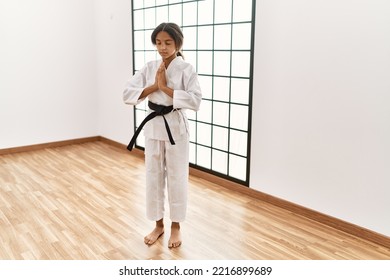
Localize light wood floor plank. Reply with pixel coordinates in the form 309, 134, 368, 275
0, 141, 389, 260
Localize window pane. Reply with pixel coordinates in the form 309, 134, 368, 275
183, 2, 198, 26
135, 109, 147, 127
144, 0, 156, 8
198, 75, 212, 100
198, 0, 214, 25
212, 126, 228, 150
231, 51, 250, 77
184, 50, 197, 69
197, 123, 212, 146
183, 27, 197, 50
229, 154, 246, 181
214, 24, 231, 50
156, 6, 168, 25
189, 142, 196, 164
144, 9, 156, 29
213, 102, 229, 127
197, 145, 211, 169
231, 78, 249, 104
213, 77, 230, 102
233, 0, 253, 22
169, 4, 182, 24
134, 31, 145, 50
197, 100, 212, 123
133, 0, 143, 9
229, 130, 247, 156
230, 104, 248, 131
198, 26, 213, 50
212, 149, 228, 175
145, 30, 154, 50
214, 51, 231, 76
187, 109, 196, 121
198, 51, 213, 75
232, 23, 252, 50
189, 119, 196, 142
215, 0, 232, 24
134, 52, 145, 70
136, 135, 145, 148
133, 10, 144, 30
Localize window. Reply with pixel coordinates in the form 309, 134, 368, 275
132, 0, 255, 186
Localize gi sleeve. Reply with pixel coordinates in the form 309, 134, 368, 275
173, 65, 202, 111
123, 67, 147, 105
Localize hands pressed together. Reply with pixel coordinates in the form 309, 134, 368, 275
138, 62, 174, 100
155, 62, 167, 89
153, 62, 174, 98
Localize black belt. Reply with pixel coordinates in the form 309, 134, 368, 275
127, 101, 176, 151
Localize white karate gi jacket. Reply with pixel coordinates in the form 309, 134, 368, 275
123, 56, 202, 142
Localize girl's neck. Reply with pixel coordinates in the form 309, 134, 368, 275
163, 54, 177, 68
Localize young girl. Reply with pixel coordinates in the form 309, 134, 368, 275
123, 22, 202, 248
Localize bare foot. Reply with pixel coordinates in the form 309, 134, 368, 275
144, 226, 164, 245
168, 223, 182, 248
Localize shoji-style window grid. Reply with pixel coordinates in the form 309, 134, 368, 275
131, 0, 255, 186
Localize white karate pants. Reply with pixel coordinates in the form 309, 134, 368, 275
144, 135, 189, 223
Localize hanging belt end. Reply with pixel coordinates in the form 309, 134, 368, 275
127, 140, 135, 151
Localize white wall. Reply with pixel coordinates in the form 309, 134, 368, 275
251, 0, 390, 236
95, 0, 133, 144
0, 0, 98, 149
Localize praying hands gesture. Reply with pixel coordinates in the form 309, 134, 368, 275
155, 62, 174, 98
156, 62, 167, 88
138, 61, 174, 100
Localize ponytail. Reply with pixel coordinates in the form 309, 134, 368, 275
177, 50, 184, 59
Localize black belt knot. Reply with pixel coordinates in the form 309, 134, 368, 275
127, 101, 176, 151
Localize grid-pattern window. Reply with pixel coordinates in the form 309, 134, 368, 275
132, 0, 255, 186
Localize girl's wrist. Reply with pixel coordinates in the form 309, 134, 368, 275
151, 84, 159, 92
161, 86, 174, 97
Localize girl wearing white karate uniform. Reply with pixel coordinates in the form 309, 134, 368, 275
123, 22, 202, 248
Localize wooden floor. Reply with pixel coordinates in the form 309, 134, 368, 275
0, 141, 389, 260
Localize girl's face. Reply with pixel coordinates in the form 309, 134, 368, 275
155, 31, 177, 61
